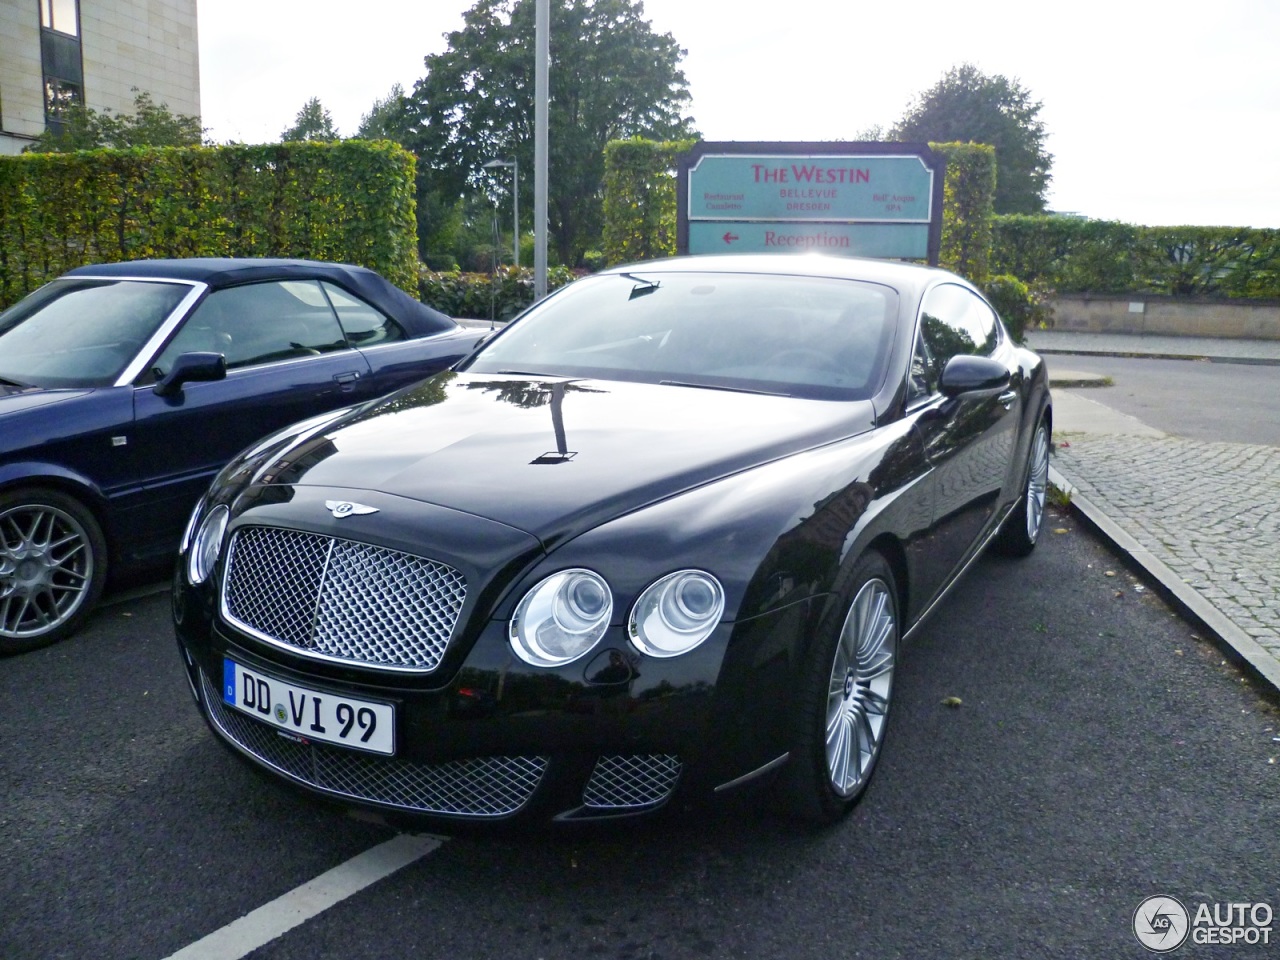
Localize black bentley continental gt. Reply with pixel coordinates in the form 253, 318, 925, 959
173, 254, 1052, 825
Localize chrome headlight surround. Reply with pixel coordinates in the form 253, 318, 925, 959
187, 504, 229, 585
509, 568, 613, 667
628, 570, 725, 658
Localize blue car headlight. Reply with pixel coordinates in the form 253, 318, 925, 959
510, 569, 613, 667
628, 570, 724, 658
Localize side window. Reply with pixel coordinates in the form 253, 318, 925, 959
322, 281, 405, 346
909, 284, 1000, 397
151, 280, 350, 376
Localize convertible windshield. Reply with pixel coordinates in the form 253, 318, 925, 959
0, 278, 190, 388
465, 271, 897, 399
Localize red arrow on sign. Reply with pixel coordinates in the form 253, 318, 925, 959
722, 231, 739, 244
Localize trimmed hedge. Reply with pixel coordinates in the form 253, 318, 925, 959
419, 264, 578, 321
991, 216, 1280, 299
0, 141, 419, 308
931, 141, 997, 285
602, 137, 696, 266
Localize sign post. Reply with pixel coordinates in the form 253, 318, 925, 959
677, 142, 945, 264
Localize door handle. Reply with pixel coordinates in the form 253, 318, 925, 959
998, 390, 1017, 409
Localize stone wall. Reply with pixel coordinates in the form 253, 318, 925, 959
1050, 295, 1280, 341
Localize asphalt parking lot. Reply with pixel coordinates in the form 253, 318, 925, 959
3, 508, 1278, 960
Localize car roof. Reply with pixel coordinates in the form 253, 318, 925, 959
598, 253, 969, 301
62, 258, 457, 336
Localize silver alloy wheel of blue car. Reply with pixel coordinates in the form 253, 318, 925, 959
825, 575, 897, 797
0, 500, 96, 641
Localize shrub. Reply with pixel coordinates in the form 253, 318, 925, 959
984, 273, 1054, 343
418, 264, 578, 321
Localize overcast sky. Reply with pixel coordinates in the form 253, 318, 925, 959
198, 0, 1280, 228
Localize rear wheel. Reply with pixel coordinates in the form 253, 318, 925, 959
779, 552, 898, 824
0, 488, 108, 654
995, 417, 1050, 557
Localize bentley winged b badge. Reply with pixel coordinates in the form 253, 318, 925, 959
325, 500, 379, 519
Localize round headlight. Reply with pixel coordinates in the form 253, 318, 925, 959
510, 569, 613, 667
187, 504, 229, 585
179, 498, 205, 554
628, 571, 725, 658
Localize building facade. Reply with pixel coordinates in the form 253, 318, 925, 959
0, 0, 200, 155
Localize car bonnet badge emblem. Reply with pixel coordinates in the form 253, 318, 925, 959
325, 500, 379, 519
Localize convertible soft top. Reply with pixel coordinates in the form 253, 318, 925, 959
64, 258, 457, 336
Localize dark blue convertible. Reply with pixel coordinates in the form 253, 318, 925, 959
0, 258, 484, 652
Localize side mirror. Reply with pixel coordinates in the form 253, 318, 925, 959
938, 355, 1011, 399
153, 351, 227, 398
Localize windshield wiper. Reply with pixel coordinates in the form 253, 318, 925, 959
620, 273, 661, 301
660, 380, 791, 398
0, 375, 29, 387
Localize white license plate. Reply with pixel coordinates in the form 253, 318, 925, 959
221, 659, 395, 755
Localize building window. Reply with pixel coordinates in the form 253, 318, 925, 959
40, 0, 83, 133
44, 77, 82, 130
40, 0, 80, 37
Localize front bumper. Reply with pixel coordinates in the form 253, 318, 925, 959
174, 588, 812, 824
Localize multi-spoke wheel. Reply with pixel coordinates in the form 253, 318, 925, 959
995, 415, 1051, 557
780, 551, 898, 823
0, 489, 107, 654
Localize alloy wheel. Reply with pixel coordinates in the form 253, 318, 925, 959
825, 576, 897, 797
1025, 423, 1050, 544
0, 502, 96, 639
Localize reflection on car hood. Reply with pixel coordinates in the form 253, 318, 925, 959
263, 373, 876, 545
0, 384, 94, 417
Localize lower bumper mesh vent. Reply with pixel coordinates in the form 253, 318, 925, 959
582, 754, 682, 809
201, 671, 545, 817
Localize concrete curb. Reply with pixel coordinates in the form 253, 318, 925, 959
1049, 465, 1280, 696
1035, 347, 1280, 367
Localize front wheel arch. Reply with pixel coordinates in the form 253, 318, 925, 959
776, 549, 900, 824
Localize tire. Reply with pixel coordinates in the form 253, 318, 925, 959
0, 488, 108, 654
994, 416, 1050, 558
778, 551, 899, 824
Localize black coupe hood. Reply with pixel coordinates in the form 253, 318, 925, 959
265, 373, 876, 546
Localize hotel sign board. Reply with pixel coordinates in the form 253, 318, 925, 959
677, 141, 944, 263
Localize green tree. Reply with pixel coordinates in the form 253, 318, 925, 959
24, 90, 203, 152
357, 84, 411, 142
281, 97, 340, 142
405, 0, 696, 266
891, 64, 1052, 215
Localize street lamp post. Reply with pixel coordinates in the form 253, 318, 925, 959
482, 158, 519, 270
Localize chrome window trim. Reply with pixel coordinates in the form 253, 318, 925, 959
88, 277, 210, 387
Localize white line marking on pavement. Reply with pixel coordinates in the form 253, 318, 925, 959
162, 833, 444, 960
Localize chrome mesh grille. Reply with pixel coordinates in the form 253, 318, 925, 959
223, 526, 466, 671
201, 671, 546, 817
582, 754, 682, 809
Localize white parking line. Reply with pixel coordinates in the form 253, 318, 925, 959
161, 833, 444, 960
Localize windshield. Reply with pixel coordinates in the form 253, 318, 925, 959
0, 278, 191, 388
464, 271, 897, 400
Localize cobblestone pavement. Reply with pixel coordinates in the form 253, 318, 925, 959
1051, 432, 1280, 660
